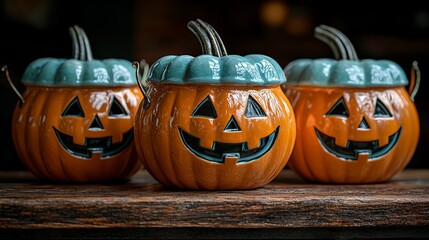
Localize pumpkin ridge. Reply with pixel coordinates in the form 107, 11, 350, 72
29, 89, 52, 179
147, 99, 173, 186
294, 92, 318, 181
43, 90, 70, 181
13, 90, 40, 178
143, 89, 183, 188
381, 89, 418, 180
168, 91, 189, 188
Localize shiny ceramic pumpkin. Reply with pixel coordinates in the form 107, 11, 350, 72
134, 19, 296, 190
8, 26, 143, 182
283, 25, 420, 183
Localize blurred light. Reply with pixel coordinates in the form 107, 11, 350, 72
285, 15, 313, 36
284, 6, 313, 36
3, 0, 53, 28
260, 0, 289, 28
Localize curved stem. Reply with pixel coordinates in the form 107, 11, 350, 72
2, 65, 25, 105
187, 19, 227, 56
319, 25, 358, 60
211, 28, 227, 56
69, 25, 93, 60
315, 25, 358, 60
196, 19, 221, 56
315, 26, 347, 60
187, 20, 212, 55
202, 19, 227, 56
73, 25, 86, 60
78, 26, 93, 61
69, 27, 79, 59
313, 32, 340, 59
409, 61, 420, 102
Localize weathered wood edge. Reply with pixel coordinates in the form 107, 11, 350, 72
1, 169, 428, 229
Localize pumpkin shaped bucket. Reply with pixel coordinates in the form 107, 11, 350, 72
283, 25, 420, 184
3, 26, 143, 182
133, 19, 296, 190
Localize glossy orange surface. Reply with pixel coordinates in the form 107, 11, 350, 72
12, 86, 143, 182
135, 84, 296, 190
284, 86, 419, 183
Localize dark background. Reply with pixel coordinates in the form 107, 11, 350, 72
1, 0, 428, 170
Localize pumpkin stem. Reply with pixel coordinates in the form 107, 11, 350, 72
315, 25, 359, 60
78, 26, 93, 61
188, 20, 212, 55
323, 25, 358, 60
69, 25, 93, 61
315, 26, 346, 59
1, 65, 25, 105
69, 27, 79, 59
187, 19, 227, 57
132, 60, 150, 109
409, 61, 420, 102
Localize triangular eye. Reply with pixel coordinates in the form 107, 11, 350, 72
325, 97, 349, 117
191, 96, 217, 118
374, 99, 392, 118
62, 97, 84, 117
109, 97, 128, 117
245, 96, 266, 118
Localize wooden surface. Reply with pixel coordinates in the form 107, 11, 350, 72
0, 169, 428, 239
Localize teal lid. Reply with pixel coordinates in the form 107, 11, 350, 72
22, 58, 136, 86
285, 58, 408, 87
148, 54, 286, 85
21, 25, 136, 87
284, 25, 408, 87
146, 19, 285, 86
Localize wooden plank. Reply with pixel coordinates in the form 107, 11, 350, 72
0, 169, 428, 230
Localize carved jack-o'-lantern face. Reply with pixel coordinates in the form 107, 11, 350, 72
12, 87, 143, 182
54, 95, 134, 159
9, 26, 143, 182
282, 25, 420, 183
133, 19, 296, 190
284, 87, 419, 183
135, 85, 295, 190
179, 95, 278, 164
315, 96, 400, 161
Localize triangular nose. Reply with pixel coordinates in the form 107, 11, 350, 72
89, 115, 104, 130
358, 117, 370, 129
224, 116, 241, 132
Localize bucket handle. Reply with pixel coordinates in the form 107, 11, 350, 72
408, 61, 420, 102
2, 65, 25, 105
132, 60, 150, 109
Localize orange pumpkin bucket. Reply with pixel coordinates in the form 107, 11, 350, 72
3, 26, 143, 182
133, 19, 296, 190
283, 25, 420, 183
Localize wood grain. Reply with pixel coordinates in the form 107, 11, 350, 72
1, 169, 428, 231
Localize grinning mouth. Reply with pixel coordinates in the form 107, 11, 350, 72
315, 127, 401, 160
53, 127, 133, 158
179, 126, 279, 164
